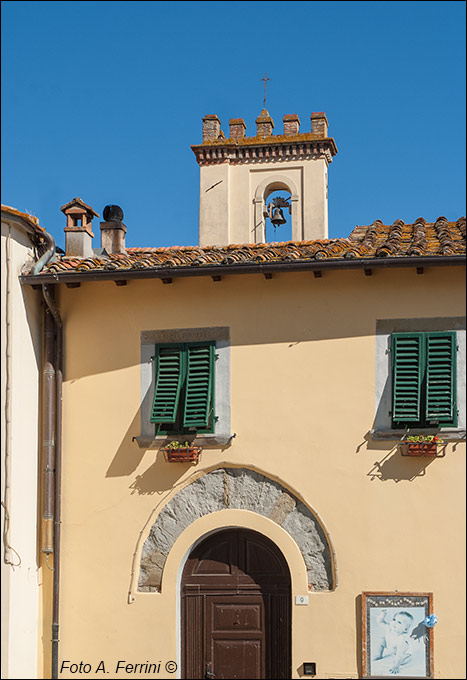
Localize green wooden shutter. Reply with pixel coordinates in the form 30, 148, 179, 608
150, 345, 183, 424
392, 333, 423, 423
183, 344, 214, 428
425, 332, 456, 422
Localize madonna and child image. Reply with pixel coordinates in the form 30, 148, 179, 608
369, 606, 429, 677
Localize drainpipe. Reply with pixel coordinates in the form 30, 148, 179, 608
42, 284, 63, 680
31, 229, 55, 275
33, 230, 63, 679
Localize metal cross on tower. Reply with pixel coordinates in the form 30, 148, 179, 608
260, 72, 271, 108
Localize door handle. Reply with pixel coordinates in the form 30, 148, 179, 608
205, 663, 215, 678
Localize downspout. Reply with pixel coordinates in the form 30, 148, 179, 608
31, 229, 55, 275
34, 230, 63, 679
42, 284, 62, 680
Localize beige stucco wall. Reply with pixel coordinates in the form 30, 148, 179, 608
55, 266, 465, 679
199, 157, 328, 246
1, 217, 41, 680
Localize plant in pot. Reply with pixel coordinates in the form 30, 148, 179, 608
162, 440, 202, 463
402, 434, 444, 457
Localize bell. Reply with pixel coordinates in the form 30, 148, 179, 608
270, 207, 287, 227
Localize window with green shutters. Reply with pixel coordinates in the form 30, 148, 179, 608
150, 342, 215, 434
392, 331, 457, 428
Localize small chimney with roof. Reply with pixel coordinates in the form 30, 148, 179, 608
100, 205, 127, 254
62, 197, 99, 258
255, 109, 274, 138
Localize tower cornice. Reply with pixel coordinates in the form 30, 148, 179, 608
191, 134, 338, 166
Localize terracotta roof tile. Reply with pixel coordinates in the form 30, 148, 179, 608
35, 218, 465, 277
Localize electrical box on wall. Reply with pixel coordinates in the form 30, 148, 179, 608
303, 662, 316, 676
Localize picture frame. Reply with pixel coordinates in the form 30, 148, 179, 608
362, 592, 434, 679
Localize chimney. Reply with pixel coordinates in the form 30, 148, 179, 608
283, 114, 300, 136
100, 205, 127, 254
255, 109, 274, 138
229, 118, 246, 140
61, 197, 98, 258
311, 112, 328, 137
202, 114, 222, 142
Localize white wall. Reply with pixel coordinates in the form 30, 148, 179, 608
1, 216, 41, 679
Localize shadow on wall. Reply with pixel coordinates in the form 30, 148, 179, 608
104, 407, 187, 494
61, 268, 465, 382
366, 446, 437, 483
104, 405, 232, 494
104, 408, 440, 488
128, 455, 195, 496
105, 407, 145, 477
356, 432, 438, 483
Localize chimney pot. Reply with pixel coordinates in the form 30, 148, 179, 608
103, 204, 124, 222
100, 204, 126, 254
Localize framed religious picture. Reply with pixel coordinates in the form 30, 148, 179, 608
362, 592, 434, 678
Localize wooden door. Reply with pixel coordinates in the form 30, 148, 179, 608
182, 529, 291, 679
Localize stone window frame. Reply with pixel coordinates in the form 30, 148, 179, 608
372, 317, 466, 440
135, 327, 232, 448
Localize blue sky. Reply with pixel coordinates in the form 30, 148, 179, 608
1, 1, 465, 250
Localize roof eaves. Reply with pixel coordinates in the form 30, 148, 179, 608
1, 204, 45, 235
20, 254, 466, 286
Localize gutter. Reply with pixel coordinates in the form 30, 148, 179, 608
20, 254, 466, 286
34, 231, 63, 680
31, 229, 56, 275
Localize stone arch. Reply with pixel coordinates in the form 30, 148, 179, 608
253, 174, 301, 242
138, 466, 335, 592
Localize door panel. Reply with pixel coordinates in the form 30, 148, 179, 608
207, 595, 265, 679
213, 640, 262, 680
211, 601, 262, 632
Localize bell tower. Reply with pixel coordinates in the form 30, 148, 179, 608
191, 110, 338, 246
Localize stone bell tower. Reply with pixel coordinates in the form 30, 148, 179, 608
191, 110, 338, 246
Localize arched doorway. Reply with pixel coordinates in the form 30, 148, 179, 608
181, 528, 291, 679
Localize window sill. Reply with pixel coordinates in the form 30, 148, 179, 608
133, 433, 235, 449
370, 428, 466, 442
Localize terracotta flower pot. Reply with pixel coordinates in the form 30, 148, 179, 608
404, 442, 438, 456
163, 446, 202, 463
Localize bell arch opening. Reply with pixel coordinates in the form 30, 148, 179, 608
265, 189, 292, 243
253, 175, 301, 244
